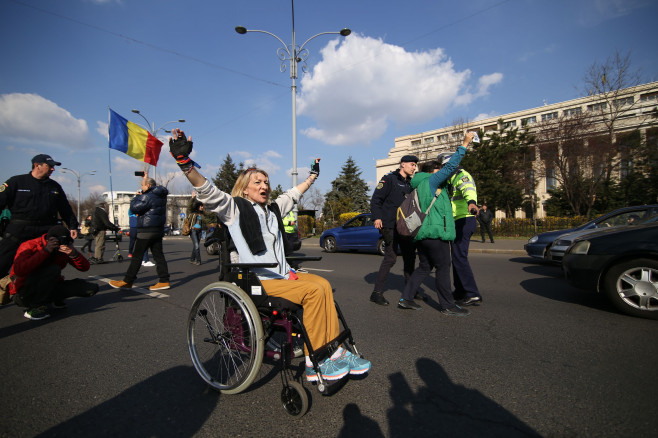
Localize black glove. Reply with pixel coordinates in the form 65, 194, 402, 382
169, 136, 197, 171
310, 160, 320, 178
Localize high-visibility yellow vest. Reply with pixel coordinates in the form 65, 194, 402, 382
283, 211, 296, 234
448, 169, 477, 220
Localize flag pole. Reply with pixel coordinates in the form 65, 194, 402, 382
107, 108, 115, 224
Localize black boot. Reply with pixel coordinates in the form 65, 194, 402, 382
369, 291, 389, 306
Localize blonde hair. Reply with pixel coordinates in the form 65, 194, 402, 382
231, 168, 270, 200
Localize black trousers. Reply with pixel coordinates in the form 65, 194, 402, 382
14, 264, 98, 308
401, 238, 456, 310
451, 217, 481, 299
480, 221, 494, 242
123, 236, 169, 284
373, 227, 416, 293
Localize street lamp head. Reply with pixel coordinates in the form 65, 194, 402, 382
340, 28, 351, 37
235, 26, 248, 35
178, 119, 186, 123
131, 109, 141, 114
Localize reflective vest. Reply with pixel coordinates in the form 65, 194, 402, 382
283, 211, 296, 234
448, 169, 477, 220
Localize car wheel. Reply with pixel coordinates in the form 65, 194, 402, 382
602, 258, 658, 320
206, 241, 219, 256
323, 236, 337, 253
377, 239, 386, 256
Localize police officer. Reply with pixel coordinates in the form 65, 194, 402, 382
438, 153, 482, 306
0, 154, 78, 277
369, 154, 418, 306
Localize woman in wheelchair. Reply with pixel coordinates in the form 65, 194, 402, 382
170, 129, 371, 382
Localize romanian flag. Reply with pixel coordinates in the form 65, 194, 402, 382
108, 109, 163, 166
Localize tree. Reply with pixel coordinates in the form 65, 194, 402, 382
322, 157, 370, 219
212, 154, 240, 193
533, 111, 613, 217
461, 122, 534, 217
270, 184, 284, 200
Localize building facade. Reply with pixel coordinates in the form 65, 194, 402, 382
101, 191, 193, 230
376, 81, 658, 218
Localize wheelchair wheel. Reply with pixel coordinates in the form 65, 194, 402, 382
281, 381, 308, 418
187, 282, 264, 394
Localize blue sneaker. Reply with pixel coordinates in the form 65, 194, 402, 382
340, 349, 371, 375
305, 357, 350, 382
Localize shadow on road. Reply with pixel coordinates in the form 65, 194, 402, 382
342, 358, 541, 438
36, 366, 218, 437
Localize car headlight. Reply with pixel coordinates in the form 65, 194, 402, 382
568, 240, 590, 255
528, 235, 538, 244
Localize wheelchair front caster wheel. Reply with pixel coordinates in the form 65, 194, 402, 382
281, 381, 308, 418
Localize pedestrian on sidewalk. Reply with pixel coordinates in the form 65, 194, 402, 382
478, 203, 495, 243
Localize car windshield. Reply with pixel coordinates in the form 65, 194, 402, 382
591, 207, 658, 229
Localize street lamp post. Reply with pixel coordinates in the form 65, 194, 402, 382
61, 168, 96, 223
235, 0, 350, 187
131, 109, 185, 181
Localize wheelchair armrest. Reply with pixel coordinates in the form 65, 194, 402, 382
225, 262, 279, 269
285, 256, 322, 263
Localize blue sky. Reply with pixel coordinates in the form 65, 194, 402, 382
1, 0, 657, 207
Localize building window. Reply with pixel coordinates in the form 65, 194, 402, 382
451, 132, 462, 140
503, 120, 517, 129
564, 107, 582, 117
640, 92, 658, 102
587, 102, 607, 112
613, 96, 634, 107
546, 168, 556, 191
484, 124, 497, 132
424, 137, 435, 144
521, 116, 536, 126
438, 134, 449, 142
541, 112, 558, 121
411, 140, 421, 146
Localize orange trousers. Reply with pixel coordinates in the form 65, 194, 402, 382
261, 273, 339, 354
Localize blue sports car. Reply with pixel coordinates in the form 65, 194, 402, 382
319, 213, 386, 256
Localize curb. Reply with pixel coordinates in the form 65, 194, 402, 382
470, 248, 526, 255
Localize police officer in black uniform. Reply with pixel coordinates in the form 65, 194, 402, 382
369, 154, 418, 305
0, 154, 79, 276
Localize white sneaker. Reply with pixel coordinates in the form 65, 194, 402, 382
142, 261, 155, 267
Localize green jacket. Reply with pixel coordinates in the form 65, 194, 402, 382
411, 173, 456, 242
448, 169, 477, 220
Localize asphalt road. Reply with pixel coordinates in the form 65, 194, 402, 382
1, 237, 656, 437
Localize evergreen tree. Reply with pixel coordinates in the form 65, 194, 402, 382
212, 154, 239, 193
323, 156, 370, 219
461, 123, 534, 217
270, 184, 284, 201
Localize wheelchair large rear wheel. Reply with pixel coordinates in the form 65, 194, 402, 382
187, 282, 264, 394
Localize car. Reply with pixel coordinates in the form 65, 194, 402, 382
319, 213, 386, 256
546, 207, 658, 264
524, 205, 658, 260
562, 222, 658, 319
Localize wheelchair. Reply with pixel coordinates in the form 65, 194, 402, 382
187, 256, 364, 418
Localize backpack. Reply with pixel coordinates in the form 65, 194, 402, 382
396, 188, 441, 237
181, 215, 192, 236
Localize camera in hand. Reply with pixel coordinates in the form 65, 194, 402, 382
54, 234, 74, 246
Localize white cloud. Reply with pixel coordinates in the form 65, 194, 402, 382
97, 121, 108, 139
473, 112, 499, 121
230, 150, 281, 176
0, 93, 90, 149
297, 35, 502, 146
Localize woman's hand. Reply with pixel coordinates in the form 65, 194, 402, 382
462, 132, 476, 147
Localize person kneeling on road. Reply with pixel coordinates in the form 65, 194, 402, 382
9, 224, 99, 320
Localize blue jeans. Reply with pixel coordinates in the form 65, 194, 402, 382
450, 216, 480, 299
190, 229, 202, 263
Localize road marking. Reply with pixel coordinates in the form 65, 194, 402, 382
89, 276, 170, 298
